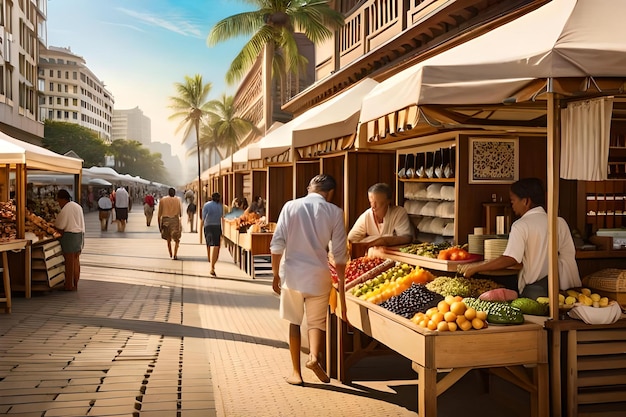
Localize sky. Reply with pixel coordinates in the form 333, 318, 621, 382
46, 0, 253, 176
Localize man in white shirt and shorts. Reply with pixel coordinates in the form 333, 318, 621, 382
271, 174, 348, 386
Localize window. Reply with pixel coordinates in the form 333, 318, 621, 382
73, 85, 77, 94
73, 112, 77, 120
56, 97, 60, 104
57, 84, 61, 92
49, 69, 53, 77
64, 111, 69, 118
57, 70, 61, 78
73, 71, 77, 80
64, 85, 68, 93
65, 71, 69, 79
48, 96, 52, 104
56, 110, 61, 118
48, 110, 53, 119
49, 82, 53, 91
72, 98, 77, 106
64, 98, 68, 106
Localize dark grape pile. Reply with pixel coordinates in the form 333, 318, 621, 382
380, 283, 444, 319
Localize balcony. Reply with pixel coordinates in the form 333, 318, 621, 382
338, 0, 446, 68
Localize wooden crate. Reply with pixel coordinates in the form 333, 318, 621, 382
31, 240, 65, 289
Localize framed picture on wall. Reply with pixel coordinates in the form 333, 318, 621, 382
469, 137, 519, 184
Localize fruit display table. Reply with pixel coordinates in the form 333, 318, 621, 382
331, 293, 549, 417
238, 232, 273, 278
544, 318, 626, 417
0, 239, 30, 312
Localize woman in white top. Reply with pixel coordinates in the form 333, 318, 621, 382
348, 183, 414, 250
463, 178, 581, 298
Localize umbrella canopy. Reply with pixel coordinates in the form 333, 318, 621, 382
84, 166, 124, 182
0, 131, 82, 173
359, 0, 626, 125
258, 79, 378, 158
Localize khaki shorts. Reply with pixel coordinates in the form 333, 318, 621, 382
279, 287, 329, 331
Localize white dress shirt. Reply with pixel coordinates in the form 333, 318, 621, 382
114, 187, 129, 208
348, 205, 413, 243
270, 193, 348, 296
503, 206, 581, 293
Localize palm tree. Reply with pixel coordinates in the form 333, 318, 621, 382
207, 0, 344, 85
207, 94, 259, 158
168, 74, 212, 239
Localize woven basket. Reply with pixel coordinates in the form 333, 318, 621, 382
582, 269, 626, 293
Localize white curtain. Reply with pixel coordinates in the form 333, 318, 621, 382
560, 96, 613, 181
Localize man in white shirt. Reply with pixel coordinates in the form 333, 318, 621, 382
463, 178, 581, 298
271, 174, 348, 386
348, 182, 414, 249
55, 189, 85, 291
114, 186, 129, 232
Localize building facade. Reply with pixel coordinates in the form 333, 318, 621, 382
39, 45, 114, 143
112, 106, 151, 145
0, 0, 47, 143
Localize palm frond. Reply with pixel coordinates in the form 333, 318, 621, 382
225, 26, 276, 84
207, 11, 265, 46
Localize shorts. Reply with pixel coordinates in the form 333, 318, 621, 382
280, 287, 329, 331
204, 224, 221, 247
115, 207, 128, 221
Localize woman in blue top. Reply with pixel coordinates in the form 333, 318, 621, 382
202, 192, 223, 276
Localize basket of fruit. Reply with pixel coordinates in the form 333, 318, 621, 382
566, 288, 622, 325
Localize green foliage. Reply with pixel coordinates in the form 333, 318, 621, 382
206, 94, 259, 157
207, 0, 344, 84
109, 139, 168, 183
43, 120, 107, 167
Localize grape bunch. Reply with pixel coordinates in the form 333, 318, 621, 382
380, 283, 444, 319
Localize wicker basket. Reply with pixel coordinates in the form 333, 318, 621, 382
582, 269, 626, 309
582, 269, 626, 292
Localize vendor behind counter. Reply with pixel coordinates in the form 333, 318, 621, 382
348, 183, 414, 257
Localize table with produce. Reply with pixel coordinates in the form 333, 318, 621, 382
330, 242, 552, 417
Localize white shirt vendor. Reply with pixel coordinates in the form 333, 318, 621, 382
348, 205, 413, 244
55, 200, 85, 233
270, 193, 348, 296
503, 206, 581, 293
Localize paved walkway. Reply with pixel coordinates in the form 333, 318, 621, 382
0, 209, 531, 416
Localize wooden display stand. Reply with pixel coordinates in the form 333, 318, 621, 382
1, 239, 29, 312
545, 318, 626, 417
332, 294, 549, 417
238, 232, 273, 279
31, 239, 65, 290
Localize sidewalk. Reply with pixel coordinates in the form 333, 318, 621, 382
0, 210, 530, 416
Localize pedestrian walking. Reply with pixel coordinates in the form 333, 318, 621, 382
114, 186, 129, 232
97, 190, 113, 231
270, 174, 348, 386
54, 189, 85, 291
144, 193, 156, 226
202, 192, 223, 276
157, 187, 182, 260
185, 190, 197, 233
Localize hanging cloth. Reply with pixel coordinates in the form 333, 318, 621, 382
560, 96, 613, 181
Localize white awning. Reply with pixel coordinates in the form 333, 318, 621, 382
232, 142, 261, 163
0, 131, 83, 173
359, 0, 626, 125
84, 166, 124, 182
258, 78, 379, 158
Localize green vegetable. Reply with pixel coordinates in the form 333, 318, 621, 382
463, 298, 525, 325
510, 298, 549, 316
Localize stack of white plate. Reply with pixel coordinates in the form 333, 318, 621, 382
467, 234, 498, 255
484, 238, 509, 260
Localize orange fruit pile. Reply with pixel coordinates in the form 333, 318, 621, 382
410, 295, 488, 331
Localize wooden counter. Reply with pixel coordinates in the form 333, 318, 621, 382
333, 293, 549, 417
1, 239, 30, 311
238, 232, 273, 278
545, 318, 626, 417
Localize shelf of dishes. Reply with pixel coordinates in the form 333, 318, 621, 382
397, 146, 456, 180
403, 183, 455, 201
586, 211, 625, 216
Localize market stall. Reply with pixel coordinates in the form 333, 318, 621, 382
0, 132, 82, 297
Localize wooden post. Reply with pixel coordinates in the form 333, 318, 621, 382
546, 88, 561, 321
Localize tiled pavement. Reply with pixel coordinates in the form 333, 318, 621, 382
0, 209, 531, 416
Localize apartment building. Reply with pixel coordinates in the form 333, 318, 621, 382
112, 106, 151, 146
0, 0, 47, 143
39, 45, 114, 143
